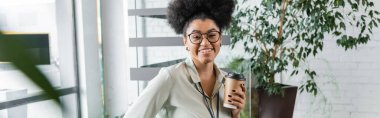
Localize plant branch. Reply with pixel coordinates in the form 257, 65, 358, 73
250, 19, 270, 57
274, 0, 289, 59
254, 30, 270, 56
253, 32, 270, 65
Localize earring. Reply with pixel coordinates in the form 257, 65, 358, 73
186, 47, 189, 51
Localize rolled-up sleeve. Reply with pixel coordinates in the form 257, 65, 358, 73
124, 67, 173, 118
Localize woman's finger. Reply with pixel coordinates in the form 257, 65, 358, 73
228, 94, 245, 104
241, 83, 246, 92
228, 98, 245, 110
231, 89, 245, 100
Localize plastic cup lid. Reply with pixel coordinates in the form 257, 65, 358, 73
225, 72, 246, 81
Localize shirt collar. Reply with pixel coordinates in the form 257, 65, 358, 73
184, 57, 225, 84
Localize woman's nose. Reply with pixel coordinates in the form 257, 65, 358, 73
200, 35, 211, 45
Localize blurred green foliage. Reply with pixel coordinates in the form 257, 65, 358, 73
0, 31, 62, 106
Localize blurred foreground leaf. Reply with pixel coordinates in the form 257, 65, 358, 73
0, 31, 62, 106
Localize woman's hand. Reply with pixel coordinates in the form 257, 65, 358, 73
229, 84, 246, 118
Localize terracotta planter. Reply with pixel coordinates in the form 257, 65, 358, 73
251, 85, 298, 118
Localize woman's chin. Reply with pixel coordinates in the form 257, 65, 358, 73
197, 57, 214, 64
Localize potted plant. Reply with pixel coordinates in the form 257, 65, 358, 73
228, 0, 380, 118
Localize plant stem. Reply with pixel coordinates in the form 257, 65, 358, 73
271, 0, 289, 83
254, 32, 270, 56
274, 0, 289, 58
269, 75, 275, 84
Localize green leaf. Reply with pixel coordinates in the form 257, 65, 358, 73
342, 0, 346, 7
333, 31, 342, 36
369, 2, 374, 6
347, 0, 353, 6
361, 25, 366, 33
299, 85, 305, 93
335, 12, 344, 19
228, 58, 246, 72
352, 3, 358, 11
361, 0, 366, 6
293, 60, 299, 67
339, 22, 346, 30
0, 32, 62, 107
369, 10, 374, 18
374, 21, 378, 27
361, 15, 366, 22
375, 11, 380, 15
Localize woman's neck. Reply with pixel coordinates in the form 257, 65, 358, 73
193, 59, 216, 96
193, 59, 215, 79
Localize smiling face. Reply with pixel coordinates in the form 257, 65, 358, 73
183, 18, 222, 65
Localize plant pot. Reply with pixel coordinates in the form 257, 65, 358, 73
251, 85, 298, 118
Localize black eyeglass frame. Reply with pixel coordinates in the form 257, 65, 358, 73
186, 31, 221, 44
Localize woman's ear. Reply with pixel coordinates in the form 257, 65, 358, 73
183, 36, 189, 51
183, 36, 187, 45
220, 31, 223, 46
220, 37, 222, 46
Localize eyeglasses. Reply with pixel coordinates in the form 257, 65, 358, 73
187, 31, 221, 44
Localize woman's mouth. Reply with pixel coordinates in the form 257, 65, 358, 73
198, 48, 214, 53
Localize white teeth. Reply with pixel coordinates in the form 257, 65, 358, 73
199, 48, 214, 53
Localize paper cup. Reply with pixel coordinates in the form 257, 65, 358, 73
223, 72, 246, 109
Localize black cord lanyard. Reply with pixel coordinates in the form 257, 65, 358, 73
195, 83, 219, 118
184, 63, 219, 118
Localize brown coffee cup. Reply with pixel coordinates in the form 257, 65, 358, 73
223, 72, 246, 109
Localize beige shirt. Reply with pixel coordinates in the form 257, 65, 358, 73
125, 57, 232, 118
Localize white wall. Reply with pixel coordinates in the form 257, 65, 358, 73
286, 1, 380, 118
291, 22, 380, 118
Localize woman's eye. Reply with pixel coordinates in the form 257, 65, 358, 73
192, 35, 201, 39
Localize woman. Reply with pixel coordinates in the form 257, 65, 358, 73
125, 0, 246, 117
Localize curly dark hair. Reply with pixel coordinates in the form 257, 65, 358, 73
167, 0, 235, 35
